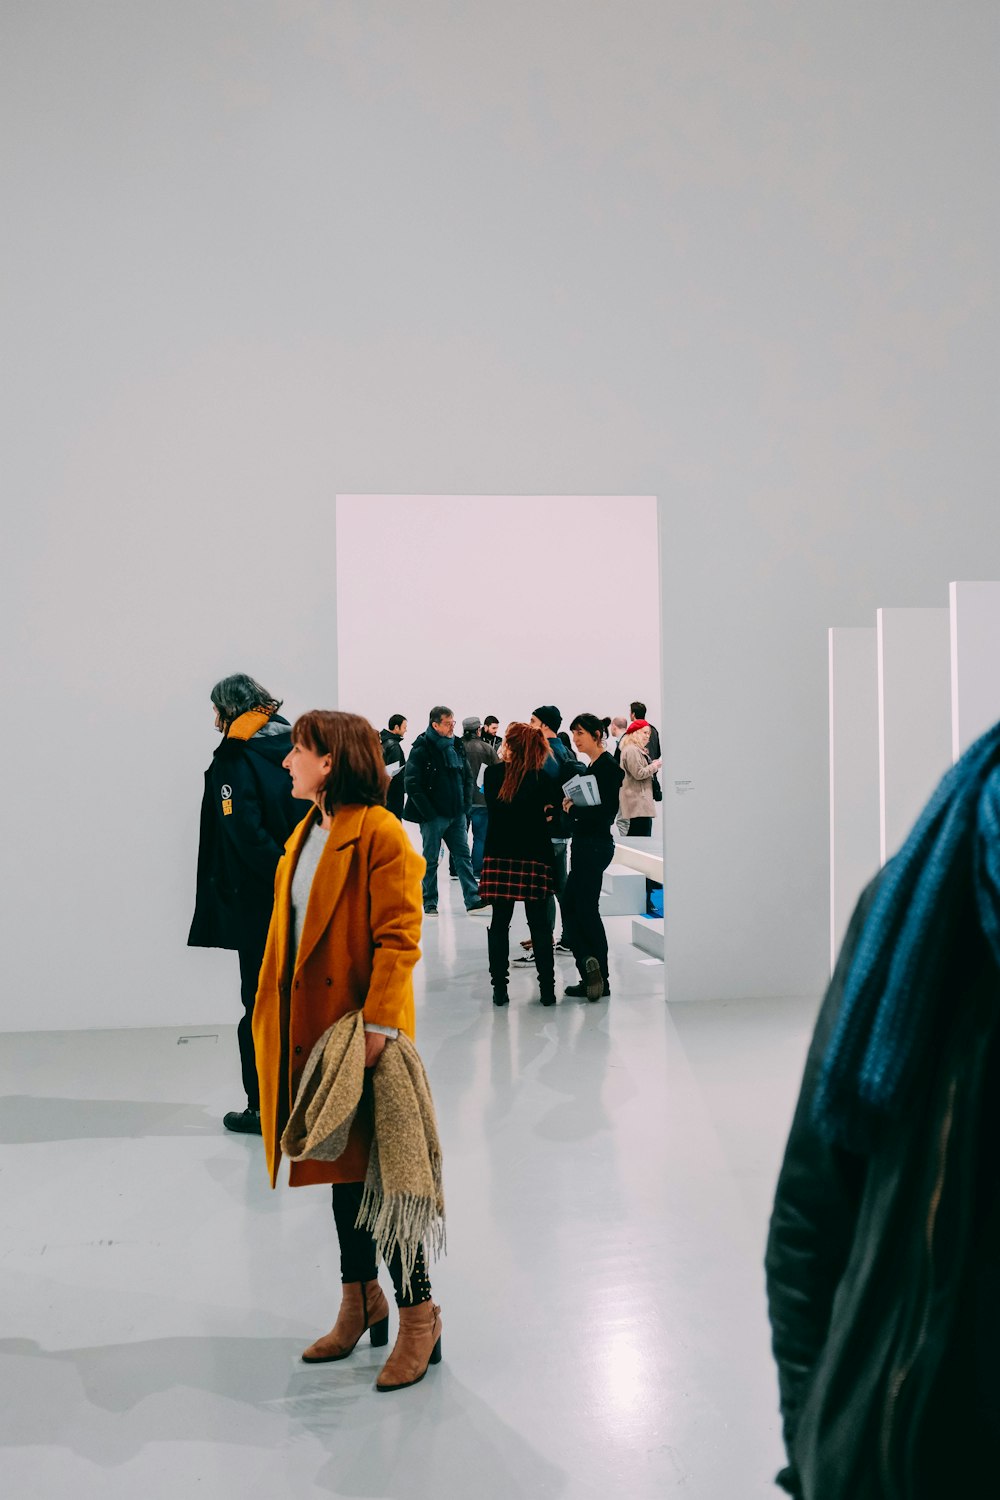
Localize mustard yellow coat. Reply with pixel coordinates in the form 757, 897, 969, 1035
252, 803, 425, 1188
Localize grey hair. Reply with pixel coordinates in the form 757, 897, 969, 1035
429, 705, 453, 724
211, 673, 281, 729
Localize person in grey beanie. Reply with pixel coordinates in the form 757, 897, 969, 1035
461, 716, 500, 879
189, 672, 306, 1133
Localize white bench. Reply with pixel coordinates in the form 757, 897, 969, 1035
599, 865, 647, 915
613, 837, 665, 960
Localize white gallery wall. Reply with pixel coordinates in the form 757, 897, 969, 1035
876, 607, 952, 864
336, 496, 660, 738
951, 582, 1000, 760
828, 629, 880, 969
2, 3, 999, 1026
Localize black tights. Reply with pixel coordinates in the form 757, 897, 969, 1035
488, 898, 555, 992
331, 1181, 432, 1308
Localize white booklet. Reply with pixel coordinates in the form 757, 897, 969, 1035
563, 773, 600, 808
385, 761, 405, 779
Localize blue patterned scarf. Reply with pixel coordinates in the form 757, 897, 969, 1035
813, 721, 1000, 1152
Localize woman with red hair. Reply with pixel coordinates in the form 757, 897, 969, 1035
478, 722, 560, 1006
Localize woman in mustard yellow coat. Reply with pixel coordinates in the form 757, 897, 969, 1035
252, 709, 442, 1391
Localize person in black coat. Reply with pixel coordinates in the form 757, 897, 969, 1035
188, 673, 307, 1132
628, 700, 660, 760
560, 713, 624, 1001
379, 715, 408, 819
478, 722, 560, 1007
766, 721, 1000, 1498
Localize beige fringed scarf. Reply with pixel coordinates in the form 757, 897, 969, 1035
280, 1012, 446, 1297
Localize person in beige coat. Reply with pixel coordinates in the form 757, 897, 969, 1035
617, 719, 662, 836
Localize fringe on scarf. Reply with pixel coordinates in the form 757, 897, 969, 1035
356, 1143, 447, 1301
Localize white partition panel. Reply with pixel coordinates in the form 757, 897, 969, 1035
950, 581, 1000, 760
877, 608, 952, 863
829, 628, 880, 970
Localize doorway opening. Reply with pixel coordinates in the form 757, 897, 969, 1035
335, 494, 663, 976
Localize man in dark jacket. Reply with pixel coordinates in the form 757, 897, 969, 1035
765, 721, 1000, 1498
188, 673, 306, 1133
403, 705, 486, 915
627, 700, 660, 760
380, 714, 407, 819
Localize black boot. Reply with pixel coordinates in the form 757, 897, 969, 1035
564, 957, 604, 1001
487, 917, 510, 1005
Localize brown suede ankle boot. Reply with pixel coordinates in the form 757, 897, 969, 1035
301, 1279, 390, 1363
375, 1300, 442, 1391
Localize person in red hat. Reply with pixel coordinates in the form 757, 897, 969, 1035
617, 719, 662, 836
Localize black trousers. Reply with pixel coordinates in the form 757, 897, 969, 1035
626, 816, 653, 836
563, 835, 615, 982
332, 1181, 432, 1307
546, 841, 569, 940
488, 897, 555, 993
236, 927, 269, 1111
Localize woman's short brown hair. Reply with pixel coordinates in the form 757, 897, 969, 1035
291, 710, 389, 812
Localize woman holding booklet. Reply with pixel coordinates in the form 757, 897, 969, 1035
560, 714, 625, 1001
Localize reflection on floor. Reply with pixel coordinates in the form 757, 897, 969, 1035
0, 887, 819, 1499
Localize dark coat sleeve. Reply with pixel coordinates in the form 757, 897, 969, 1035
462, 744, 474, 812
211, 750, 287, 883
403, 739, 435, 823
764, 882, 879, 1480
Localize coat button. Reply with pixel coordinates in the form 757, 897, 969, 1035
294, 1045, 302, 1056
294, 979, 300, 989
325, 977, 332, 986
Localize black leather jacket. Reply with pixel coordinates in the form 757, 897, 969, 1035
766, 878, 1000, 1498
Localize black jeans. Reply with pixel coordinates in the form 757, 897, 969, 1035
563, 835, 615, 982
488, 898, 555, 994
236, 927, 269, 1111
332, 1181, 432, 1307
626, 816, 653, 836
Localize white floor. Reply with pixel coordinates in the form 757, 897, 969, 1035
0, 884, 819, 1499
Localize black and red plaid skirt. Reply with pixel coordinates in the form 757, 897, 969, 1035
477, 857, 553, 903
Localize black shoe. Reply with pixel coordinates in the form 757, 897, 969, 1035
565, 957, 605, 1001
554, 941, 573, 956
583, 957, 604, 1000
224, 1108, 261, 1134
539, 991, 556, 1007
564, 980, 610, 1001
424, 904, 438, 915
492, 986, 509, 1007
